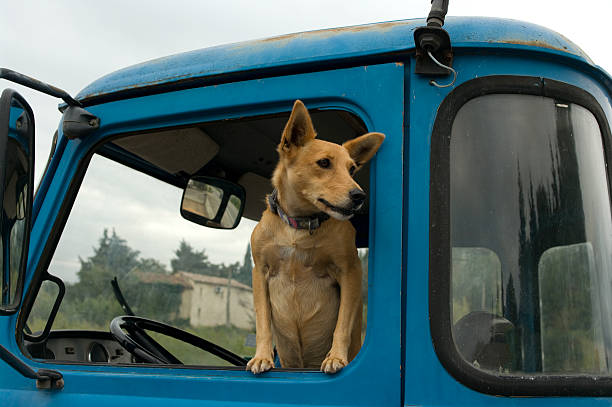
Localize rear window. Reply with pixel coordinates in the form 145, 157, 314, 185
450, 94, 612, 375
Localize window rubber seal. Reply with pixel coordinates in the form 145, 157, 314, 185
429, 75, 612, 397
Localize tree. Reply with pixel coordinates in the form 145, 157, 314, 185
71, 229, 140, 301
62, 229, 183, 328
171, 240, 210, 274
234, 243, 253, 287
138, 258, 168, 274
81, 228, 139, 277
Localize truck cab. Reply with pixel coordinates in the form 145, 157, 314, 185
1, 12, 612, 406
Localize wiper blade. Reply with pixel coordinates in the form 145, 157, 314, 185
111, 277, 135, 316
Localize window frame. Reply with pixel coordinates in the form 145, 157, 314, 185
429, 75, 612, 396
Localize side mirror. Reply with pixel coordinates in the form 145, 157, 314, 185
0, 89, 35, 314
180, 176, 245, 229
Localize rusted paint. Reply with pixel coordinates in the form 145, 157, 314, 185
75, 17, 602, 104
490, 39, 569, 53
257, 21, 407, 44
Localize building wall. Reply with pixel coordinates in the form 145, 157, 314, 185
179, 288, 192, 320
187, 282, 253, 330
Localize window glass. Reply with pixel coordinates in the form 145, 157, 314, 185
450, 95, 612, 375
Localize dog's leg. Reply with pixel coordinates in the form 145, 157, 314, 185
246, 264, 276, 374
348, 297, 363, 361
321, 257, 362, 374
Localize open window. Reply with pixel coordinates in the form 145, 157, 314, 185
21, 108, 372, 368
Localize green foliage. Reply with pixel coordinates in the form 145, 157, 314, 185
139, 258, 168, 274
83, 228, 140, 276
539, 244, 605, 373
150, 325, 254, 366
170, 239, 252, 287
451, 247, 502, 323
121, 276, 183, 324
30, 229, 256, 343
26, 280, 62, 333
31, 229, 183, 331
233, 243, 252, 287
171, 240, 209, 274
357, 248, 368, 334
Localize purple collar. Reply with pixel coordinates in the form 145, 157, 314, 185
267, 189, 330, 233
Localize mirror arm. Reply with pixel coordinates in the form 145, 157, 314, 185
0, 344, 63, 390
0, 68, 82, 108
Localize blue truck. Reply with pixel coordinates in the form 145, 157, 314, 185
2, 2, 612, 405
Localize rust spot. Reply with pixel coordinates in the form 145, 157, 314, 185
259, 32, 305, 43
395, 62, 404, 67
325, 21, 405, 34
491, 39, 569, 53
257, 21, 406, 44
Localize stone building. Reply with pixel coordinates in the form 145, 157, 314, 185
133, 270, 254, 329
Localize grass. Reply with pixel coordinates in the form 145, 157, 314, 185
149, 325, 255, 366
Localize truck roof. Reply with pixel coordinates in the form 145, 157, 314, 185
75, 17, 597, 105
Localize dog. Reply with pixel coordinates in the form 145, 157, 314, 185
247, 100, 384, 374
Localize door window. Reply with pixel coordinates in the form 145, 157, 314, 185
24, 109, 372, 367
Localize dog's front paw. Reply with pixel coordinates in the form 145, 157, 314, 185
320, 355, 348, 374
247, 356, 275, 374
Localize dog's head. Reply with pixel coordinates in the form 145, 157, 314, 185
272, 100, 385, 220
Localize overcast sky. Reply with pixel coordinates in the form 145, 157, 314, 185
1, 1, 611, 282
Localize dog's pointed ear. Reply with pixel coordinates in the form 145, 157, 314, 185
279, 100, 317, 153
342, 132, 385, 168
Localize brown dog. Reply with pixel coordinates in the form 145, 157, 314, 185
247, 100, 384, 374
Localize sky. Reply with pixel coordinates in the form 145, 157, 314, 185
1, 0, 611, 282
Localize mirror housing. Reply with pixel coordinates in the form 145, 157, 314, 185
180, 176, 245, 229
22, 274, 65, 342
0, 89, 35, 314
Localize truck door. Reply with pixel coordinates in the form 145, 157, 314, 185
5, 63, 404, 406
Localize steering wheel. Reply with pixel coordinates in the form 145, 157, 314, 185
110, 315, 247, 366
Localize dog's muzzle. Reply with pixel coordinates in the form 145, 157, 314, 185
349, 188, 366, 210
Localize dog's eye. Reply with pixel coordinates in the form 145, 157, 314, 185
349, 165, 356, 176
317, 158, 331, 168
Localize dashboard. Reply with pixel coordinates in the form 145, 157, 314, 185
25, 330, 133, 364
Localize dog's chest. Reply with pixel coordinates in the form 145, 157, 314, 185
263, 233, 336, 281
262, 233, 340, 305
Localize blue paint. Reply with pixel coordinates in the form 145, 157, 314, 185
9, 65, 405, 406
75, 17, 605, 103
1, 15, 612, 407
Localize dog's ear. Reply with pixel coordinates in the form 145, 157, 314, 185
342, 132, 385, 168
279, 100, 316, 153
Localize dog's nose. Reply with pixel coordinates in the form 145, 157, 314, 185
349, 189, 366, 206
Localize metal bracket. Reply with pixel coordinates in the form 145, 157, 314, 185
62, 105, 100, 139
414, 0, 453, 77
36, 369, 64, 390
414, 25, 453, 76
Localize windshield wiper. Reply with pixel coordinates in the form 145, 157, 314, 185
111, 277, 135, 316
